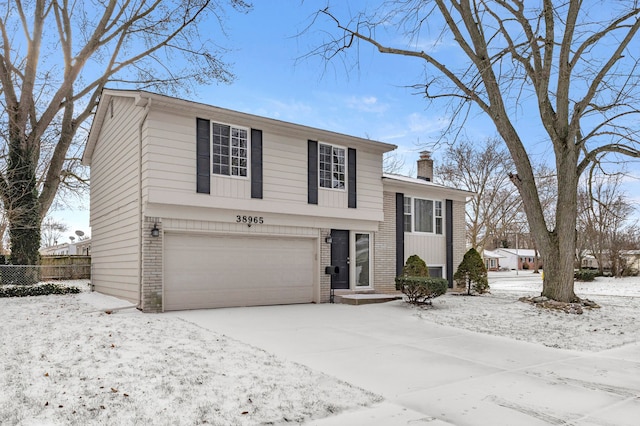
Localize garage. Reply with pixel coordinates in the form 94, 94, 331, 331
163, 233, 316, 311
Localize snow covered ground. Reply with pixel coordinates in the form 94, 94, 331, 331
0, 272, 638, 425
417, 271, 640, 352
0, 282, 379, 425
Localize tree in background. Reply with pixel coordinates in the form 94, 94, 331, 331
0, 0, 251, 265
577, 172, 637, 275
311, 2, 640, 302
436, 138, 519, 250
436, 138, 557, 271
40, 217, 69, 249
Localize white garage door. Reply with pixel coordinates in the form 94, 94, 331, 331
164, 233, 316, 311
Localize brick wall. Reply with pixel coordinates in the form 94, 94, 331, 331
452, 200, 467, 290
375, 192, 399, 293
141, 217, 163, 312
319, 228, 331, 302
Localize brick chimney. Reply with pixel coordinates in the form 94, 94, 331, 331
417, 151, 433, 182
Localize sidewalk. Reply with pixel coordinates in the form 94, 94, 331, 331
173, 302, 640, 425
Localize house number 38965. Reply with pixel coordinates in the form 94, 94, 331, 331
236, 215, 264, 224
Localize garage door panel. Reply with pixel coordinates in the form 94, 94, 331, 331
164, 233, 315, 310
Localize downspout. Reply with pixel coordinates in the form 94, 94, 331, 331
137, 97, 151, 310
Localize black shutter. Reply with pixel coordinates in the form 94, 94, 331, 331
446, 199, 454, 288
348, 148, 357, 208
396, 193, 405, 277
308, 140, 318, 204
196, 118, 210, 194
251, 129, 263, 199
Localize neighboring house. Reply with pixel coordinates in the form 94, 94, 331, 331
494, 248, 541, 270
619, 250, 640, 274
579, 253, 600, 270
82, 90, 470, 312
40, 239, 92, 256
482, 250, 504, 271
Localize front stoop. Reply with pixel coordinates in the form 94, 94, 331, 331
335, 294, 404, 305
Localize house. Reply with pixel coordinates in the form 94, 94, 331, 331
620, 250, 640, 274
482, 250, 504, 271
40, 238, 92, 256
494, 248, 541, 270
82, 90, 470, 312
579, 252, 600, 270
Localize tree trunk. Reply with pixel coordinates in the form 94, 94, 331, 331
540, 235, 578, 302
538, 150, 579, 303
6, 139, 42, 266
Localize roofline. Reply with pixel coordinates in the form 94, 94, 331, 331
83, 89, 397, 165
382, 173, 474, 199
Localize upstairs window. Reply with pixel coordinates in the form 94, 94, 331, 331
212, 123, 248, 177
319, 143, 345, 189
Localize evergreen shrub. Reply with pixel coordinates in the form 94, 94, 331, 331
454, 248, 489, 295
0, 283, 80, 298
574, 269, 597, 282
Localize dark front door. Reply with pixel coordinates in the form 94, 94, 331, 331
330, 229, 350, 289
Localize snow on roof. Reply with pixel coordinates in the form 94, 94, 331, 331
482, 250, 506, 259
496, 248, 539, 257
382, 173, 474, 196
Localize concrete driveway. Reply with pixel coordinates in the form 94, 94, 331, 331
172, 301, 640, 425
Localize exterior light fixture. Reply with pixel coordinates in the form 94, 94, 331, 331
151, 223, 160, 238
325, 234, 333, 244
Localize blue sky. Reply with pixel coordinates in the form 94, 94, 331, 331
55, 0, 640, 237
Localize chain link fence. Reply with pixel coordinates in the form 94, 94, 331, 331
0, 262, 91, 286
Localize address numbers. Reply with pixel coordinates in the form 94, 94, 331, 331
236, 215, 264, 224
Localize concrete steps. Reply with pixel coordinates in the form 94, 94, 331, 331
334, 293, 404, 305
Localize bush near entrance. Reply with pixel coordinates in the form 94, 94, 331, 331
395, 276, 448, 304
396, 254, 448, 305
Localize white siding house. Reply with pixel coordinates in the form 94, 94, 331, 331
83, 90, 470, 312
482, 250, 505, 271
495, 248, 541, 270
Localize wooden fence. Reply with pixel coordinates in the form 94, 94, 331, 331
39, 255, 91, 280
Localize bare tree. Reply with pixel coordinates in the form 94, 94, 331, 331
577, 172, 636, 276
310, 1, 640, 302
435, 137, 519, 250
40, 217, 68, 248
0, 0, 251, 265
383, 151, 408, 175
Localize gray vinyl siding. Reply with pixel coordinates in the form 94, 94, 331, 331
264, 135, 307, 202
404, 233, 447, 268
142, 109, 385, 219
353, 150, 384, 212
89, 96, 141, 302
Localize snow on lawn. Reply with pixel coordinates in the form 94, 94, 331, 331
2, 273, 639, 425
414, 271, 640, 352
0, 281, 380, 426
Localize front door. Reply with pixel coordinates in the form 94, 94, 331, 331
330, 229, 350, 289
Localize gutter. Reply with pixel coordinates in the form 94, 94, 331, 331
137, 97, 151, 310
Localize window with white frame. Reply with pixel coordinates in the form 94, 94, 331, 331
403, 196, 412, 232
319, 143, 345, 189
212, 122, 248, 177
435, 201, 443, 234
404, 197, 443, 234
414, 199, 434, 232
